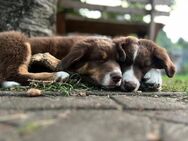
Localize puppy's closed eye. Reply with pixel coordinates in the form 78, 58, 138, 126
116, 44, 126, 62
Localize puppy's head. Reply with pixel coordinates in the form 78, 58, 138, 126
59, 37, 122, 88
115, 37, 176, 92
113, 36, 140, 91
113, 36, 139, 64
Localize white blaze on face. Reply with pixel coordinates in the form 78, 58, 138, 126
143, 69, 162, 89
102, 67, 122, 87
121, 66, 140, 91
133, 44, 139, 61
121, 45, 140, 91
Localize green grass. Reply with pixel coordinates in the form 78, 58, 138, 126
162, 74, 188, 92
1, 73, 187, 95
0, 73, 97, 96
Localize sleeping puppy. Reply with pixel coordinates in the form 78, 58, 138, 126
113, 36, 176, 92
29, 35, 125, 88
0, 31, 125, 88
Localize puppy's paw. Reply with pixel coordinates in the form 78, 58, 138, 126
140, 69, 162, 91
1, 81, 20, 88
31, 53, 44, 62
55, 63, 63, 71
54, 71, 70, 82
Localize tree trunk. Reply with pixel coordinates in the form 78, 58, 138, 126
0, 0, 57, 36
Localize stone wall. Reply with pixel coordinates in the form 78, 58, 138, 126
0, 0, 57, 36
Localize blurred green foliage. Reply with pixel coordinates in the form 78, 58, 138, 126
157, 29, 188, 74
163, 74, 188, 92
156, 30, 174, 50
176, 38, 188, 48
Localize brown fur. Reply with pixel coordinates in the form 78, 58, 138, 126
138, 39, 176, 77
113, 36, 176, 79
0, 31, 123, 87
113, 36, 139, 65
29, 36, 119, 70
0, 31, 67, 85
29, 36, 118, 63
29, 36, 122, 86
114, 36, 176, 92
29, 36, 84, 59
0, 31, 28, 83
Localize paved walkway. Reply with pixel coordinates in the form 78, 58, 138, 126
0, 91, 188, 141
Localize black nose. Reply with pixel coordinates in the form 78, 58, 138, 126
148, 83, 160, 88
110, 73, 122, 83
123, 81, 137, 92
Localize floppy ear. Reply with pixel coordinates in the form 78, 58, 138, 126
153, 47, 176, 77
139, 39, 176, 77
116, 43, 126, 62
113, 36, 138, 62
59, 46, 88, 70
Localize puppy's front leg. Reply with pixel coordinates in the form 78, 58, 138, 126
140, 69, 162, 92
31, 53, 61, 71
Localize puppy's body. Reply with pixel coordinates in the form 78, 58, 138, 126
0, 31, 123, 88
0, 31, 70, 87
29, 36, 123, 88
0, 31, 28, 83
29, 36, 83, 59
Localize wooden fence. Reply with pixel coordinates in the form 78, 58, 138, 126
57, 0, 172, 40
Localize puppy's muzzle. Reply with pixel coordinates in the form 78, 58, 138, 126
102, 71, 122, 88
110, 72, 122, 84
121, 80, 139, 92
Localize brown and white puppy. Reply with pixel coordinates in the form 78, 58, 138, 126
113, 36, 176, 92
0, 31, 123, 88
29, 36, 123, 88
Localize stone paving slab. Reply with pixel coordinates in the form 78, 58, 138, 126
0, 110, 71, 141
111, 95, 187, 110
1, 109, 188, 141
87, 91, 187, 97
0, 90, 186, 97
21, 110, 188, 141
22, 110, 151, 141
162, 122, 188, 141
0, 95, 118, 111
0, 91, 188, 141
132, 110, 188, 125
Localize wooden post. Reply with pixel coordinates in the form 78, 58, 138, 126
149, 0, 156, 41
56, 12, 66, 35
